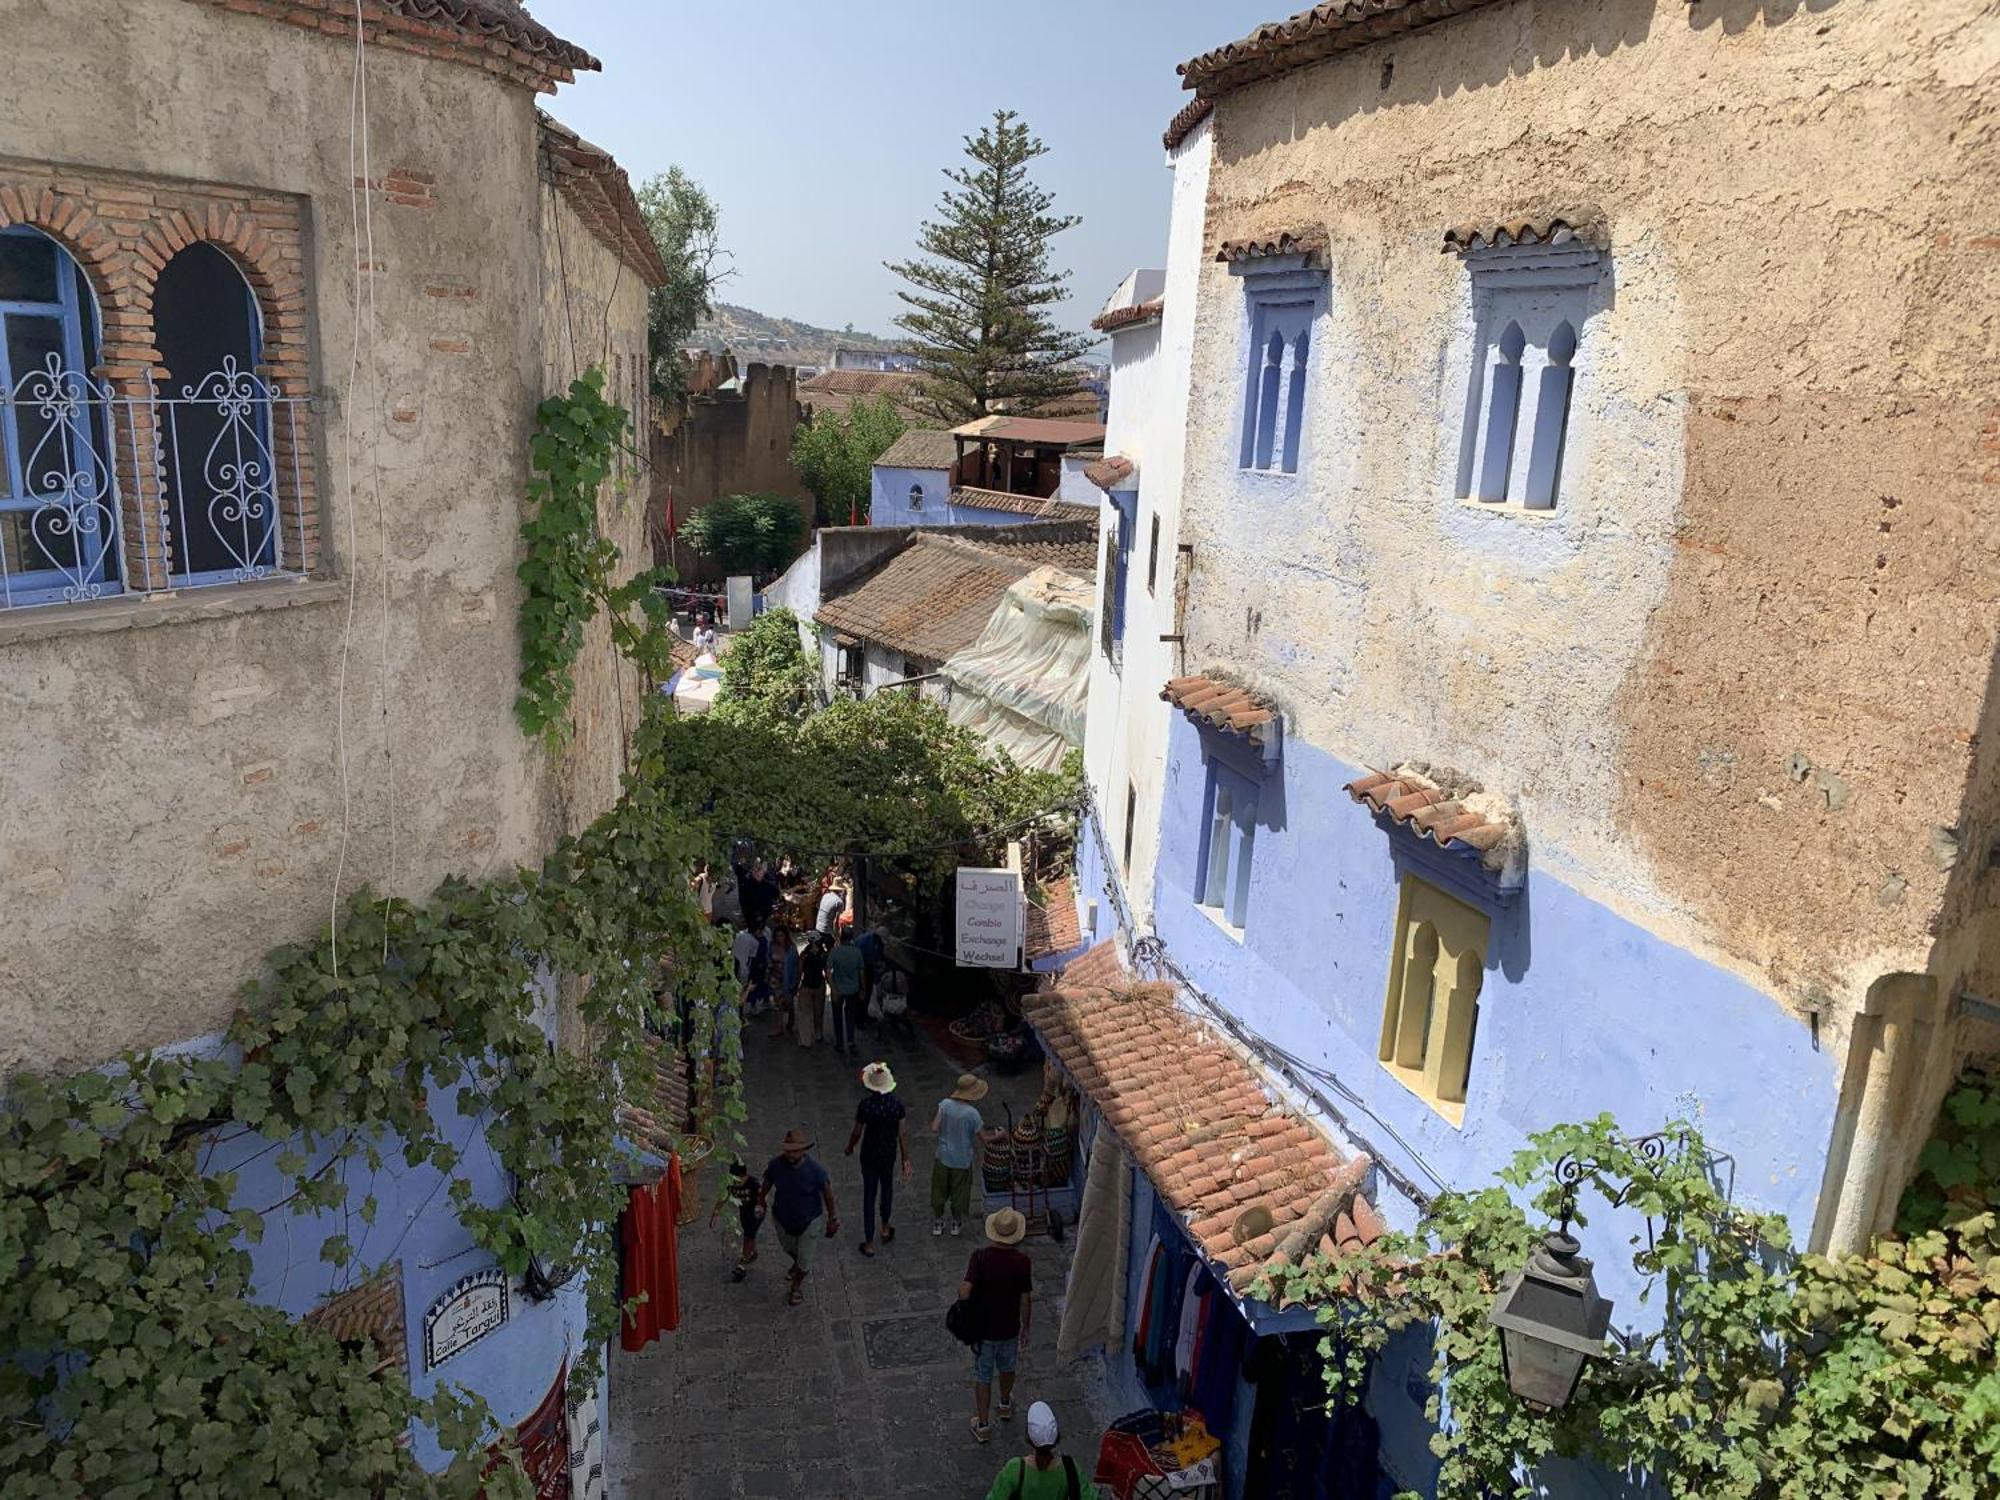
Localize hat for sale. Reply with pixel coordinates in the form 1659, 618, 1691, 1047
950, 1073, 990, 1103
861, 1061, 896, 1094
1026, 1402, 1059, 1447
985, 1207, 1026, 1246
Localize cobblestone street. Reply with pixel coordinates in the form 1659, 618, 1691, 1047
610, 1011, 1094, 1500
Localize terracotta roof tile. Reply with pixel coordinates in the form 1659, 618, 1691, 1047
1057, 937, 1126, 988
1025, 876, 1083, 962
1091, 298, 1165, 335
967, 519, 1100, 576
872, 429, 958, 470
1344, 765, 1524, 882
1216, 230, 1328, 266
1442, 218, 1594, 255
538, 115, 669, 288
617, 1035, 691, 1161
1161, 674, 1277, 746
950, 486, 1098, 521
800, 370, 927, 424
1023, 983, 1378, 1289
302, 1264, 408, 1376
816, 534, 1031, 666
951, 416, 1107, 447
1082, 455, 1134, 492
1180, 1, 1511, 98
1163, 96, 1215, 151
189, 0, 598, 83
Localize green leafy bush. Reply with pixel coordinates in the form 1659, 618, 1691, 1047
675, 492, 808, 577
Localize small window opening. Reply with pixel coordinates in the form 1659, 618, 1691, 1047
1475, 320, 1526, 503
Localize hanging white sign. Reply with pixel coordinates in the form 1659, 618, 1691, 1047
423, 1267, 509, 1369
955, 867, 1022, 969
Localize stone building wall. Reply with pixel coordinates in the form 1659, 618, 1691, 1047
0, 0, 647, 1071
652, 360, 812, 583
1176, 0, 2000, 1049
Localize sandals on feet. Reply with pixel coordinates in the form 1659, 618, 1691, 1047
858, 1242, 876, 1257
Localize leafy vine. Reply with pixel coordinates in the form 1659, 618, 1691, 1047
515, 367, 673, 746
1262, 1095, 2000, 1500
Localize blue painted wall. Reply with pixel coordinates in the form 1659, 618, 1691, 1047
207, 1052, 593, 1472
1150, 712, 1838, 1297
869, 463, 948, 527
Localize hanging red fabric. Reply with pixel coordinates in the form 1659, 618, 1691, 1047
619, 1154, 683, 1352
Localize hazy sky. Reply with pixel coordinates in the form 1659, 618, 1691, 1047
532, 1, 1282, 339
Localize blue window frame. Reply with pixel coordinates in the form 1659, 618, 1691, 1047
1111, 491, 1136, 647
1196, 761, 1258, 930
0, 226, 120, 606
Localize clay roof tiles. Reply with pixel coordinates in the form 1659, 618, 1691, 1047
966, 520, 1100, 576
815, 535, 1033, 667
1179, 0, 1511, 98
800, 370, 928, 424
951, 486, 1099, 522
1025, 876, 1083, 963
1091, 298, 1165, 335
1022, 982, 1382, 1289
1082, 456, 1134, 492
538, 115, 669, 288
190, 0, 598, 87
1163, 95, 1215, 151
1215, 229, 1328, 265
1057, 937, 1127, 989
873, 429, 959, 470
1162, 675, 1277, 746
952, 416, 1108, 448
1442, 218, 1593, 255
302, 1264, 408, 1376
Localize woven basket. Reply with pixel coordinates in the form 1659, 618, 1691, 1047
674, 1136, 713, 1226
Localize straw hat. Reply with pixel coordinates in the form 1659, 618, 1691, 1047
779, 1127, 811, 1152
985, 1207, 1027, 1246
861, 1061, 896, 1094
950, 1073, 990, 1103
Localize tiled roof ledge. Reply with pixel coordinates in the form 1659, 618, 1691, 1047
1346, 760, 1526, 891
1162, 671, 1284, 764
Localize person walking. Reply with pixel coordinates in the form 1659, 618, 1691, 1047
759, 1127, 839, 1306
961, 1207, 1033, 1443
931, 1073, 987, 1236
795, 933, 827, 1049
845, 1061, 911, 1256
827, 928, 866, 1057
710, 1157, 763, 1284
983, 1402, 1098, 1499
767, 921, 799, 1040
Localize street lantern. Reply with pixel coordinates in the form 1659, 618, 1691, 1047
1488, 1230, 1614, 1409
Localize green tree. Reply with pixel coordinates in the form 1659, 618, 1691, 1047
711, 607, 822, 727
676, 493, 807, 578
636, 167, 726, 405
887, 109, 1093, 424
790, 395, 906, 526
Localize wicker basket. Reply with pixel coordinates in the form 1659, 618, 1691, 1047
674, 1135, 713, 1226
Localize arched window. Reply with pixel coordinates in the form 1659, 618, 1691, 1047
1475, 321, 1526, 502
155, 242, 280, 582
1251, 330, 1285, 470
908, 482, 925, 510
1385, 920, 1439, 1069
0, 226, 120, 606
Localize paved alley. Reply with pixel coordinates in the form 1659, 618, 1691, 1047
610, 1012, 1094, 1500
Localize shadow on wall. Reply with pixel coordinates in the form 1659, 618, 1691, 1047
1207, 0, 1852, 164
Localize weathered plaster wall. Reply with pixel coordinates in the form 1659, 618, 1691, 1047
0, 0, 639, 1070
1182, 0, 2000, 1043
1079, 120, 1212, 939
537, 170, 652, 848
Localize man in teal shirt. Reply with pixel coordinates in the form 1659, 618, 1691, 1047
827, 928, 866, 1056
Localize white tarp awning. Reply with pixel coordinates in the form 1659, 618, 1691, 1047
938, 566, 1092, 772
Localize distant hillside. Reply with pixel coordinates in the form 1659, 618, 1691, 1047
689, 302, 903, 369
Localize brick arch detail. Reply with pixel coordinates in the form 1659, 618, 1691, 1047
0, 186, 148, 386
132, 213, 308, 402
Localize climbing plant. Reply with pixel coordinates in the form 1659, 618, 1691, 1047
515, 367, 674, 746
709, 607, 823, 728
1261, 1098, 2000, 1500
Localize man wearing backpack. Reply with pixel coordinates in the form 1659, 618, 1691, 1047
983, 1402, 1097, 1499
961, 1208, 1033, 1443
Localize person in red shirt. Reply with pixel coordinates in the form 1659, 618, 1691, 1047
960, 1207, 1033, 1443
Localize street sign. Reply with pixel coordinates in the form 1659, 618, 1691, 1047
423, 1267, 509, 1369
955, 867, 1022, 969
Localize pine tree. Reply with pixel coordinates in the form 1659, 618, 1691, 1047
887, 110, 1093, 425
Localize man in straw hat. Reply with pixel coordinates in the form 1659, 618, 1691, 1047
961, 1206, 1033, 1442
758, 1127, 839, 1306
845, 1061, 910, 1256
930, 1072, 988, 1238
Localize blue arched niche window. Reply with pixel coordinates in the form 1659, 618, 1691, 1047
155, 242, 281, 582
0, 226, 119, 606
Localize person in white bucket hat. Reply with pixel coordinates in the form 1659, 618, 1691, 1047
982, 1401, 1097, 1499
844, 1061, 909, 1257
